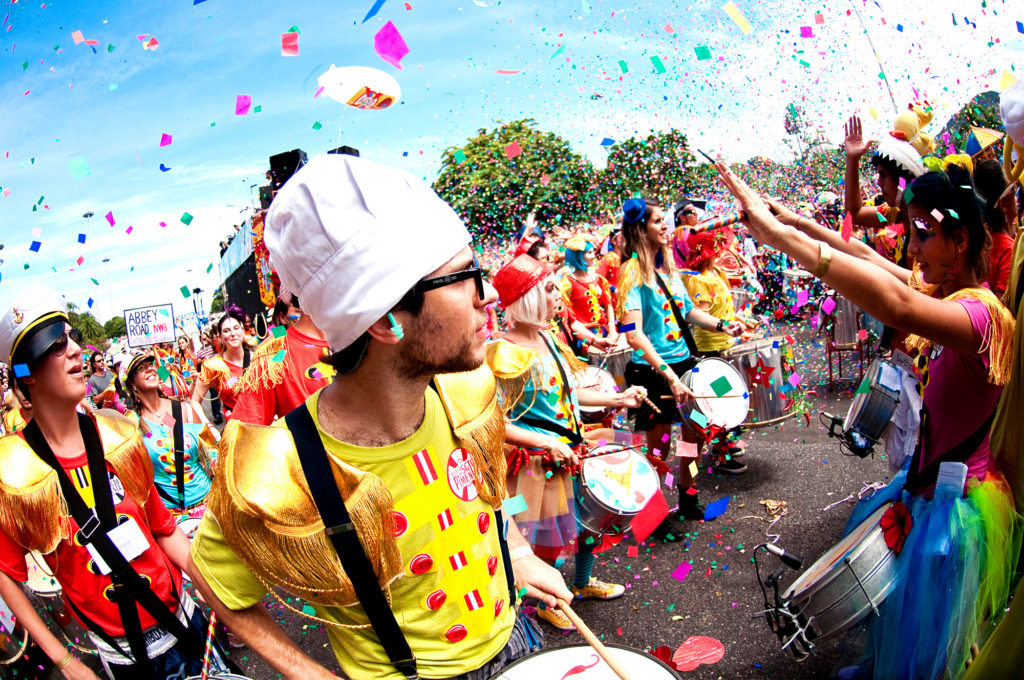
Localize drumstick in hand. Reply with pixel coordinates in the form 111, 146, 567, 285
639, 393, 662, 414
556, 599, 635, 680
660, 394, 745, 399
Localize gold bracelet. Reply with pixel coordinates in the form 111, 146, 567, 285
55, 652, 75, 670
813, 241, 833, 278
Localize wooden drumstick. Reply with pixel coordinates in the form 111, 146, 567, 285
556, 599, 635, 680
659, 394, 745, 399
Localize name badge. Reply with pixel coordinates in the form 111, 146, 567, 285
85, 517, 150, 575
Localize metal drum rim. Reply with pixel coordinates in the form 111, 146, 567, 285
489, 642, 681, 679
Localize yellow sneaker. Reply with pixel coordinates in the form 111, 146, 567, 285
571, 578, 625, 600
535, 604, 575, 631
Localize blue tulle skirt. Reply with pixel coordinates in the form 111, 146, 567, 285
842, 470, 1021, 679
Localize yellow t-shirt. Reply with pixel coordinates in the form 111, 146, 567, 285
191, 388, 516, 679
684, 268, 736, 352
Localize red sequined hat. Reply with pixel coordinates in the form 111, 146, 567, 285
493, 255, 551, 309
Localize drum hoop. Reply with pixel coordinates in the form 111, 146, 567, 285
491, 642, 681, 678
580, 450, 659, 513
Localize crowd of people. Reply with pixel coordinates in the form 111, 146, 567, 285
0, 89, 1022, 680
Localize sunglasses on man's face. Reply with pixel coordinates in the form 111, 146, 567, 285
413, 255, 486, 301
46, 328, 83, 359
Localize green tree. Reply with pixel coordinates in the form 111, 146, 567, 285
433, 119, 600, 247
783, 102, 814, 160
209, 288, 224, 315
601, 129, 697, 209
103, 316, 126, 340
66, 303, 108, 351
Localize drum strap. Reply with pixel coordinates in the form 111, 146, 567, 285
904, 410, 996, 494
284, 404, 419, 680
171, 399, 186, 509
653, 271, 700, 357
539, 331, 586, 444
22, 415, 205, 674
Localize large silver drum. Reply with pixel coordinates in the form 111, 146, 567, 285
844, 358, 902, 449
773, 503, 898, 659
819, 292, 860, 346
578, 366, 619, 424
725, 337, 792, 428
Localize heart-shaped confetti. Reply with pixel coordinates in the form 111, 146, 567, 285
672, 636, 724, 671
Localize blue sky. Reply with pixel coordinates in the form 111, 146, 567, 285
0, 0, 1020, 324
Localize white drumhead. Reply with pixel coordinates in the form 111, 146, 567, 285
581, 448, 659, 514
493, 644, 678, 679
24, 553, 60, 595
579, 366, 618, 415
685, 358, 750, 429
783, 502, 892, 599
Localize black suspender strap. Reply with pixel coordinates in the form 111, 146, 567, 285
283, 405, 418, 680
538, 332, 585, 446
171, 400, 186, 509
22, 415, 205, 672
242, 346, 251, 370
652, 271, 700, 357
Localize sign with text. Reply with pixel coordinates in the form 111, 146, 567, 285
124, 304, 175, 347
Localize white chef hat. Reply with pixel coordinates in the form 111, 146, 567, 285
264, 154, 470, 350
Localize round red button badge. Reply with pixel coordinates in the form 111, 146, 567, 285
444, 624, 468, 643
476, 512, 490, 534
487, 555, 498, 576
392, 511, 408, 537
409, 553, 433, 575
425, 590, 447, 610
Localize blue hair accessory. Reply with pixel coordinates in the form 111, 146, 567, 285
622, 198, 646, 223
387, 313, 404, 339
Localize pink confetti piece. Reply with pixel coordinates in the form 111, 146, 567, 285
235, 94, 252, 115
160, 133, 172, 147
495, 69, 520, 74
313, 85, 324, 98
72, 30, 84, 44
504, 141, 522, 159
281, 31, 299, 57
800, 26, 813, 38
671, 561, 692, 582
105, 211, 115, 226
373, 21, 409, 69
788, 373, 802, 387
842, 212, 853, 242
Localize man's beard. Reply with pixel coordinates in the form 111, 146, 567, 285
395, 314, 483, 379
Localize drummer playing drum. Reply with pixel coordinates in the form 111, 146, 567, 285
559, 236, 619, 354
615, 199, 744, 539
682, 226, 759, 474
717, 161, 1018, 680
485, 254, 647, 632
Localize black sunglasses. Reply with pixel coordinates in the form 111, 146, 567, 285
46, 328, 83, 359
413, 256, 486, 300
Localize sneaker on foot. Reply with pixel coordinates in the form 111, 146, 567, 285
712, 457, 748, 474
571, 578, 625, 600
728, 444, 745, 457
535, 605, 575, 631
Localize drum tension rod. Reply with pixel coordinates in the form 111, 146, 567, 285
843, 556, 881, 616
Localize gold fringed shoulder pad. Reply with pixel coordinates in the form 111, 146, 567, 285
0, 433, 58, 499
92, 410, 154, 510
199, 356, 231, 387
433, 365, 508, 509
207, 417, 403, 608
485, 340, 537, 380
234, 335, 287, 396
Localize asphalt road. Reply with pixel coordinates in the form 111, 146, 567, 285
16, 321, 899, 680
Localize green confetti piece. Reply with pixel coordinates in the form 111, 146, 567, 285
254, 105, 262, 113
650, 55, 666, 73
302, 604, 316, 616
502, 494, 529, 515
312, 121, 322, 130
180, 286, 191, 298
272, 349, 287, 362
22, 61, 28, 70
288, 25, 301, 34
517, 587, 529, 598
454, 149, 467, 164
272, 325, 288, 338
107, 44, 115, 53
180, 212, 193, 225
689, 410, 708, 428
157, 366, 170, 381
206, 263, 213, 273
694, 45, 712, 60
710, 375, 732, 397
617, 59, 628, 73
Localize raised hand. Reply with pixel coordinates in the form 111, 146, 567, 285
844, 115, 874, 160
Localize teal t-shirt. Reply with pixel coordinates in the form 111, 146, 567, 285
623, 269, 695, 366
142, 412, 214, 509
496, 334, 583, 443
